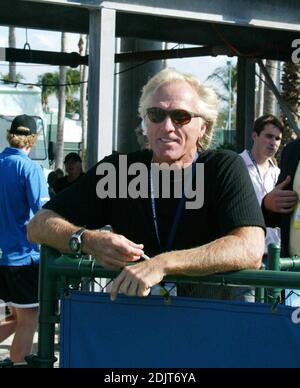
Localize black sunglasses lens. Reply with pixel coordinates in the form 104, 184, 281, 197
147, 108, 192, 125
170, 110, 192, 125
147, 108, 166, 123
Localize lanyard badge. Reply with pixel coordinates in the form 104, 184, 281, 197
294, 203, 300, 230
150, 153, 199, 251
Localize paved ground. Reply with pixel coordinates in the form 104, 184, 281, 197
0, 328, 60, 367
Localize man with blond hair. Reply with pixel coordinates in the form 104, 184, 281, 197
28, 68, 265, 301
0, 115, 49, 362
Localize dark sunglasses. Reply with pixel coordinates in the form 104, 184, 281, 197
146, 107, 203, 125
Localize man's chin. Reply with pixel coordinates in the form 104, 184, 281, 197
266, 151, 275, 157
154, 151, 178, 164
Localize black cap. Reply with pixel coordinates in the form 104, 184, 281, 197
64, 152, 82, 163
9, 114, 37, 136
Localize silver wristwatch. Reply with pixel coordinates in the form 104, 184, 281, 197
69, 228, 86, 254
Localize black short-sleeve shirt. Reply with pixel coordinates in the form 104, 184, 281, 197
44, 149, 265, 257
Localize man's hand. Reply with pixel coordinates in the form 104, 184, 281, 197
264, 176, 298, 214
110, 259, 165, 301
84, 230, 145, 269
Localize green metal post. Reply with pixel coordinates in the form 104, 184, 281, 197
32, 246, 61, 368
255, 283, 265, 303
280, 256, 300, 270
255, 261, 266, 303
267, 244, 281, 303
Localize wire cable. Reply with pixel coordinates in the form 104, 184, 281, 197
0, 77, 87, 87
0, 43, 181, 86
255, 71, 300, 120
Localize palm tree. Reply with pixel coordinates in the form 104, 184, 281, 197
65, 69, 80, 113
1, 72, 24, 84
38, 69, 80, 112
8, 27, 16, 83
206, 63, 237, 103
38, 72, 59, 111
1, 27, 24, 84
280, 61, 300, 148
78, 34, 88, 167
256, 64, 264, 117
206, 62, 237, 130
55, 32, 68, 170
263, 60, 277, 115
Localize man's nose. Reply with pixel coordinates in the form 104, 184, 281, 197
161, 115, 176, 132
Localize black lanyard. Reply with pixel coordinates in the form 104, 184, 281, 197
150, 154, 199, 251
247, 150, 264, 181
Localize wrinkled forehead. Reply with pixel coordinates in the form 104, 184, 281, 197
151, 80, 200, 110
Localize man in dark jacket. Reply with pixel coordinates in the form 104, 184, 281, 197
263, 139, 299, 257
53, 152, 84, 194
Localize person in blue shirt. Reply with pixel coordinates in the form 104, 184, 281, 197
0, 114, 49, 363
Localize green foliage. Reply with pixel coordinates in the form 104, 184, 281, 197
66, 69, 80, 95
206, 63, 237, 131
0, 72, 24, 83
216, 141, 237, 152
38, 72, 59, 109
280, 62, 300, 150
216, 108, 236, 129
38, 69, 81, 113
216, 110, 228, 128
66, 98, 80, 114
206, 63, 237, 103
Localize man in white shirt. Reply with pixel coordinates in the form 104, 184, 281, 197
240, 114, 284, 253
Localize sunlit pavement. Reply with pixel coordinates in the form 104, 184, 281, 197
0, 329, 60, 367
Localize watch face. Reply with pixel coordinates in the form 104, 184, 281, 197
69, 237, 80, 253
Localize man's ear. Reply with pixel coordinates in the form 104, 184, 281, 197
252, 131, 257, 142
199, 122, 207, 138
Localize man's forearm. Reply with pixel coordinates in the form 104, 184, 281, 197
156, 227, 264, 277
27, 209, 145, 266
27, 209, 80, 253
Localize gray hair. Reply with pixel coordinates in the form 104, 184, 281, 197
138, 68, 219, 150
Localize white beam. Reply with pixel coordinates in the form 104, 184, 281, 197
25, 0, 300, 32
22, 0, 96, 7
87, 7, 116, 168
0, 47, 6, 61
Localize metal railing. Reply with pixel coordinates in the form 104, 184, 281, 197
3, 243, 300, 368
